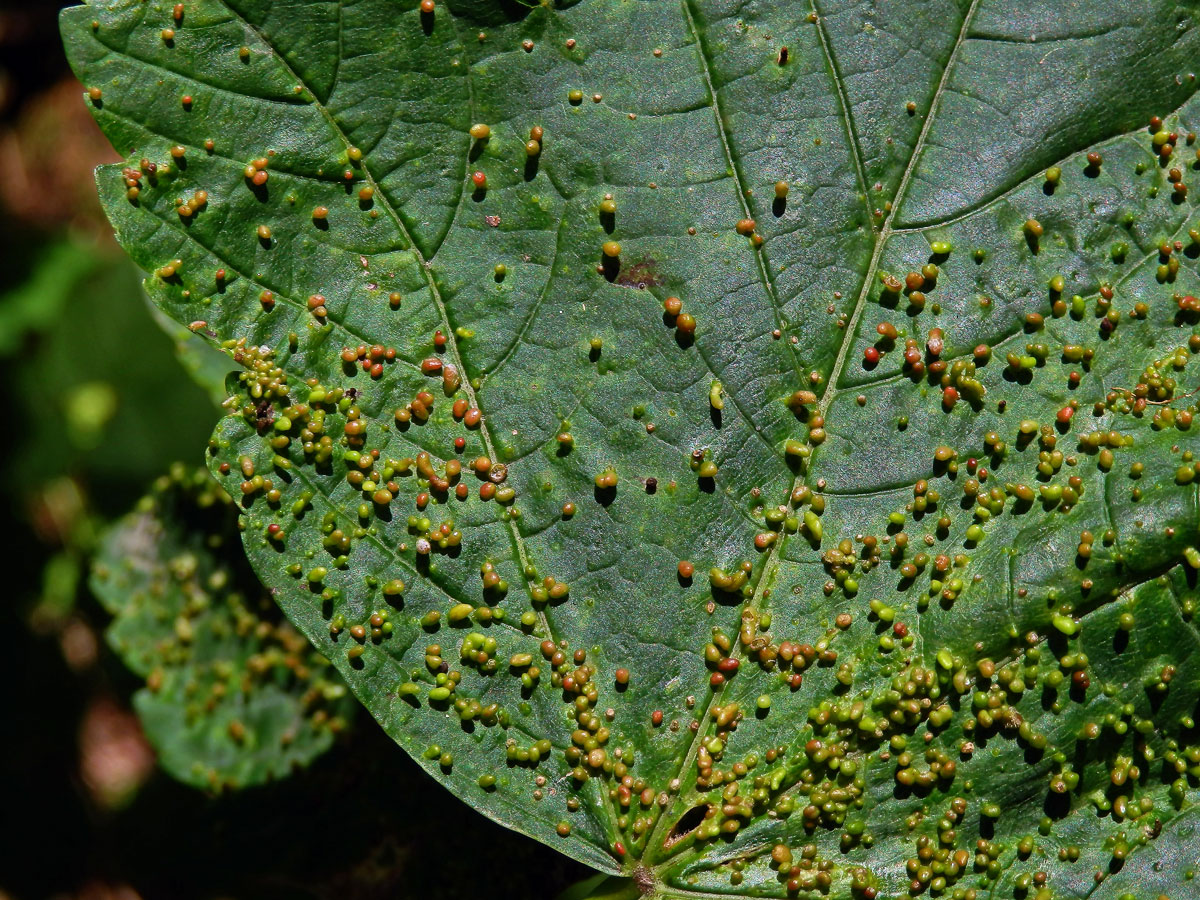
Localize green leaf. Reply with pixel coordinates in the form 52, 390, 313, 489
64, 0, 1200, 895
92, 465, 354, 789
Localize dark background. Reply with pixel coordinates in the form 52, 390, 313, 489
0, 3, 587, 897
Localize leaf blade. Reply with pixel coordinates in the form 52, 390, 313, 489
64, 0, 1200, 894
92, 466, 355, 789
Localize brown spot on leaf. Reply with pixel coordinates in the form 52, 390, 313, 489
615, 258, 662, 289
254, 399, 275, 433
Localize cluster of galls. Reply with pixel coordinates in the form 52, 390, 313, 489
529, 570, 569, 604
694, 699, 744, 787
784, 390, 828, 452
869, 317, 987, 411
763, 841, 844, 894
478, 559, 509, 599
700, 624, 744, 691
458, 631, 501, 676
893, 745, 956, 790
608, 768, 664, 844
227, 339, 290, 407
120, 155, 177, 205
329, 607, 393, 660
545, 642, 622, 773
878, 259, 943, 318
392, 389, 436, 426
686, 615, 874, 831
408, 514, 462, 555
709, 560, 753, 595
687, 743, 792, 844
341, 343, 399, 380
734, 217, 765, 250
804, 661, 944, 754
706, 609, 847, 710
515, 641, 655, 846
822, 536, 884, 597
400, 641, 492, 727
661, 295, 698, 336
1106, 340, 1200, 432
688, 447, 719, 481
1176, 450, 1197, 487
789, 737, 867, 833
176, 185, 209, 221
504, 646, 541, 690
896, 797, 980, 895
503, 737, 552, 768
417, 353, 461, 392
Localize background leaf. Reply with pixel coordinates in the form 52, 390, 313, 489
92, 465, 354, 789
63, 0, 1200, 896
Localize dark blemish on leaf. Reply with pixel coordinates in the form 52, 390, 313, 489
615, 258, 661, 289
254, 399, 275, 433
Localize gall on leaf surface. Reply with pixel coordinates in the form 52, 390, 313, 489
64, 0, 1200, 895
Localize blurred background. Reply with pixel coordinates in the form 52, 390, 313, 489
0, 2, 586, 897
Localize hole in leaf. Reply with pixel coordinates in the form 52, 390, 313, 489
663, 803, 710, 848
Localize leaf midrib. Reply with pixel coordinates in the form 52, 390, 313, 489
809, 0, 876, 233
219, 0, 629, 848
642, 0, 984, 869
219, 0, 549, 622
681, 0, 801, 381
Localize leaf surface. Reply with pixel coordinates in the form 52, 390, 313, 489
64, 0, 1200, 894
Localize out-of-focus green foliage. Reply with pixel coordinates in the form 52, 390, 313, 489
6, 245, 224, 494
93, 464, 354, 790
0, 239, 96, 356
